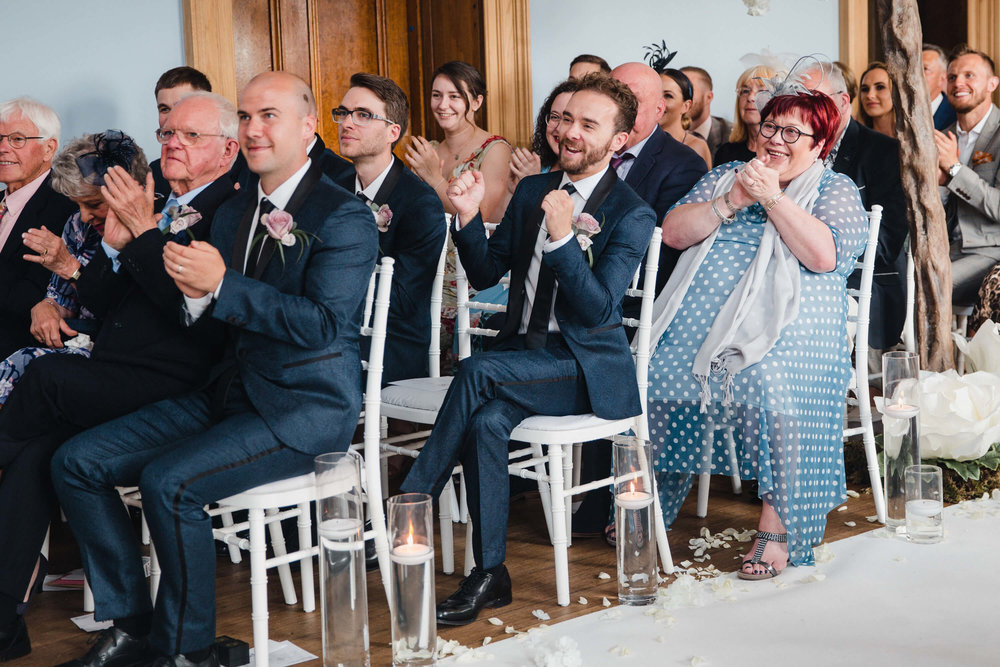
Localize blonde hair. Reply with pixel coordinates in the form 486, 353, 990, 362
729, 65, 778, 143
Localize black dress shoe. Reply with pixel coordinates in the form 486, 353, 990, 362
56, 627, 156, 667
150, 650, 219, 666
0, 615, 30, 662
436, 565, 512, 626
364, 535, 380, 572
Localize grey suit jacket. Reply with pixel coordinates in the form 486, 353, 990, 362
946, 104, 1000, 259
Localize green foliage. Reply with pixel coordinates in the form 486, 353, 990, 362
926, 443, 1000, 482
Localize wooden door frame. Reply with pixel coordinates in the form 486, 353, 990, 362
182, 0, 533, 145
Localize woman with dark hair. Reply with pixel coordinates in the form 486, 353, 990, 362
505, 78, 578, 200
714, 65, 778, 166
405, 60, 512, 222
645, 91, 867, 580
657, 68, 712, 168
859, 61, 896, 138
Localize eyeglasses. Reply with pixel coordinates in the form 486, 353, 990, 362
545, 112, 563, 126
759, 120, 815, 144
0, 133, 44, 149
154, 129, 225, 146
332, 107, 395, 126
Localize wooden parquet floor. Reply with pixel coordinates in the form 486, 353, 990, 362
24, 470, 880, 666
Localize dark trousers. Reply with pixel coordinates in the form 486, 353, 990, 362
51, 381, 315, 655
0, 354, 190, 602
401, 336, 590, 570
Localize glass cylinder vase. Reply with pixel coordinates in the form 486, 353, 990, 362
881, 351, 921, 538
387, 493, 436, 666
315, 451, 369, 667
613, 438, 657, 605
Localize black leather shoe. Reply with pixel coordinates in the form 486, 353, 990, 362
436, 565, 512, 626
0, 615, 30, 662
364, 535, 379, 572
150, 650, 219, 666
56, 627, 155, 667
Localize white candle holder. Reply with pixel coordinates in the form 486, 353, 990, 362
315, 451, 369, 667
881, 351, 921, 538
613, 438, 657, 605
387, 493, 436, 666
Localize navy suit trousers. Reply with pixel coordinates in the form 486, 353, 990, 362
401, 336, 590, 570
51, 381, 314, 655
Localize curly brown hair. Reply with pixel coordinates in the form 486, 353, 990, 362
573, 73, 638, 135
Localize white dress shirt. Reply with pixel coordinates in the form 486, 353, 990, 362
356, 157, 394, 201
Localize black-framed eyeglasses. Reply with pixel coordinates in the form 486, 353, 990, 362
545, 112, 562, 126
0, 133, 44, 149
759, 120, 814, 144
332, 107, 395, 126
154, 129, 226, 146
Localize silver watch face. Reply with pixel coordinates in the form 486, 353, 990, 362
950, 163, 962, 176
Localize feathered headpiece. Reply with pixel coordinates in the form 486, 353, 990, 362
643, 40, 677, 74
749, 53, 829, 113
76, 130, 139, 186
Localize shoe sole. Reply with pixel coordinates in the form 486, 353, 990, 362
436, 596, 512, 627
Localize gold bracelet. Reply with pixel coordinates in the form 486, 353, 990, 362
723, 191, 740, 216
710, 197, 736, 224
764, 192, 785, 211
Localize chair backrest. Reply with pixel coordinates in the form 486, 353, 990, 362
426, 220, 450, 378
360, 256, 395, 443
846, 205, 882, 395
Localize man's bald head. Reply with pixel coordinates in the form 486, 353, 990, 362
611, 62, 667, 149
245, 71, 317, 117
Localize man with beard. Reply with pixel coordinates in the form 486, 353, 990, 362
681, 66, 732, 157
934, 47, 1000, 303
401, 73, 656, 625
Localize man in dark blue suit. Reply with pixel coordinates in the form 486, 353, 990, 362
333, 72, 447, 382
402, 74, 656, 626
925, 44, 958, 131
52, 72, 377, 667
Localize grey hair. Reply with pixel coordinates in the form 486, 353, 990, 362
0, 97, 61, 143
923, 44, 948, 71
50, 132, 149, 200
804, 61, 847, 96
173, 90, 239, 140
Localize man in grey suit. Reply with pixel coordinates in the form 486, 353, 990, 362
681, 66, 732, 157
934, 47, 1000, 303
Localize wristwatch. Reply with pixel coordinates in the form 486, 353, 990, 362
69, 267, 82, 281
948, 162, 963, 180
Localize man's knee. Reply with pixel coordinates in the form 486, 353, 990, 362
51, 434, 106, 494
467, 401, 522, 450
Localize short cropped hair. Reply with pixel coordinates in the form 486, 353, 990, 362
759, 92, 840, 161
51, 132, 149, 200
949, 44, 997, 74
348, 72, 410, 146
532, 79, 579, 169
574, 72, 637, 136
431, 61, 487, 116
154, 66, 212, 96
680, 66, 713, 90
0, 97, 61, 143
923, 44, 948, 71
833, 61, 858, 102
570, 54, 611, 74
174, 91, 239, 140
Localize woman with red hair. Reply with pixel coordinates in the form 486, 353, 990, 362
644, 91, 867, 580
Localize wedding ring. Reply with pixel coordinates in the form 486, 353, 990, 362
177, 263, 183, 273
42, 249, 48, 256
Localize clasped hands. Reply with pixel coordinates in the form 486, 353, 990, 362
100, 166, 160, 250
163, 240, 226, 299
933, 129, 960, 185
728, 156, 781, 210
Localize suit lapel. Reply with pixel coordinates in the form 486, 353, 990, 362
833, 120, 859, 172
251, 157, 324, 280
625, 128, 663, 190
581, 167, 617, 217
973, 106, 1000, 155
371, 157, 404, 206
230, 200, 257, 272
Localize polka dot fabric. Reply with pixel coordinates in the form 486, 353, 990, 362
650, 163, 867, 566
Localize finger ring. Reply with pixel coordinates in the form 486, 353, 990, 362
177, 264, 183, 273
43, 249, 48, 256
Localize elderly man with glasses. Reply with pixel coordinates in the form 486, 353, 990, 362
0, 97, 77, 359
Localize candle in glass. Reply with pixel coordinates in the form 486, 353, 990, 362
387, 493, 436, 666
613, 439, 658, 606
882, 351, 921, 538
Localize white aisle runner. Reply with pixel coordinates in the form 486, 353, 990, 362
442, 495, 1000, 666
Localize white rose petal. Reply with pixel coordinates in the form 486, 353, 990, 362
532, 609, 550, 621
846, 490, 860, 498
602, 597, 611, 607
836, 505, 848, 512
679, 560, 693, 568
482, 636, 492, 646
505, 625, 516, 634
597, 571, 611, 580
487, 617, 503, 626
691, 656, 710, 666
866, 515, 879, 523
578, 596, 588, 605
845, 521, 857, 527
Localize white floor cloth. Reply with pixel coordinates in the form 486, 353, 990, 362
441, 495, 1000, 666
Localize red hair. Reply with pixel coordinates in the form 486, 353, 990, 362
759, 91, 840, 160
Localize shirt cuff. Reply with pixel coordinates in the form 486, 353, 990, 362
101, 240, 122, 273
543, 232, 575, 252
182, 276, 224, 323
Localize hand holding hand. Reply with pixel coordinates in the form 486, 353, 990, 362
739, 156, 781, 204
163, 240, 225, 298
540, 188, 575, 241
101, 167, 157, 237
101, 208, 135, 251
22, 226, 81, 279
934, 129, 960, 174
447, 170, 486, 226
405, 136, 445, 187
29, 299, 75, 348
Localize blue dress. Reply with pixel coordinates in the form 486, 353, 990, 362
649, 163, 867, 565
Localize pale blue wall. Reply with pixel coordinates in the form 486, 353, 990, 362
529, 0, 840, 135
4, 0, 186, 160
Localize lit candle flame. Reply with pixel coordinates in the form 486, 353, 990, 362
629, 481, 635, 494
407, 523, 414, 546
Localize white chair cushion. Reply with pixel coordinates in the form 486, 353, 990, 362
381, 377, 453, 412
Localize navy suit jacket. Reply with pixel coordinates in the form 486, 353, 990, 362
78, 175, 238, 385
0, 174, 77, 356
206, 166, 378, 455
335, 156, 447, 382
934, 93, 957, 131
453, 167, 655, 420
833, 119, 909, 349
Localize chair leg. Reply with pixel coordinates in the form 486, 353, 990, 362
265, 508, 297, 605
650, 479, 674, 576
724, 432, 742, 494
548, 443, 570, 606
457, 475, 468, 525
861, 413, 887, 524
248, 508, 270, 667
696, 473, 710, 518
562, 444, 573, 549
83, 575, 94, 613
149, 540, 161, 604
463, 519, 475, 576
572, 443, 582, 488
439, 477, 455, 575
530, 442, 553, 543
219, 510, 243, 564
295, 501, 315, 613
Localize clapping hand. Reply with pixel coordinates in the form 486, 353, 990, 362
447, 170, 486, 226
101, 208, 135, 251
163, 240, 226, 298
540, 188, 574, 242
22, 226, 80, 279
738, 156, 781, 204
101, 166, 157, 237
405, 136, 445, 187
507, 147, 542, 194
934, 129, 960, 184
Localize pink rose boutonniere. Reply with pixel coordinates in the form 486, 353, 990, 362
368, 202, 393, 232
164, 204, 203, 240
572, 212, 603, 267
253, 209, 316, 266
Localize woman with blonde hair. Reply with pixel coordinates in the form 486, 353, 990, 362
713, 65, 778, 166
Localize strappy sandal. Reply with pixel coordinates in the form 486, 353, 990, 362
737, 530, 787, 580
603, 522, 617, 548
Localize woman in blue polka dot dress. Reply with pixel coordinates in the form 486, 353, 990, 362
646, 91, 867, 579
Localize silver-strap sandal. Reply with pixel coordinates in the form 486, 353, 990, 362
736, 530, 787, 580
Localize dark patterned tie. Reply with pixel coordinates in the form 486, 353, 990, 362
246, 198, 275, 275
525, 183, 576, 349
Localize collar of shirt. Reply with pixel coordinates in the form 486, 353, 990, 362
1, 168, 51, 219
615, 127, 655, 161
558, 167, 607, 207
356, 156, 395, 202
930, 92, 944, 115
158, 181, 213, 231
691, 116, 713, 142
957, 108, 992, 165
306, 136, 318, 157
256, 158, 313, 211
